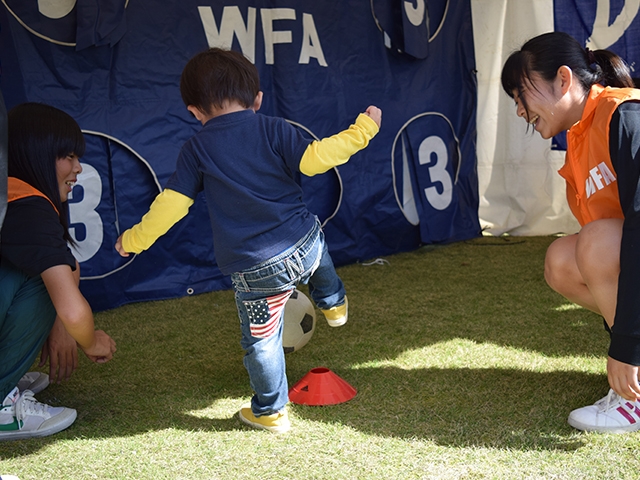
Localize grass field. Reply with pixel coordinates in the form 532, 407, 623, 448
1, 236, 639, 479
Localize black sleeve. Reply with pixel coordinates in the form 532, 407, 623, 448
0, 94, 7, 235
608, 101, 640, 365
0, 196, 76, 277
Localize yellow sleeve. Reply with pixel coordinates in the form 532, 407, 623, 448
121, 188, 194, 253
299, 113, 380, 177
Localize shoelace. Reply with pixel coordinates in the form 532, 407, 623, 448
14, 390, 48, 430
594, 389, 634, 414
595, 389, 621, 412
594, 389, 640, 425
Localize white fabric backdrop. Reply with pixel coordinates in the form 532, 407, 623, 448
471, 0, 581, 236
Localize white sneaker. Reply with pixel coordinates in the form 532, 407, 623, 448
0, 387, 77, 441
568, 389, 640, 434
16, 372, 50, 395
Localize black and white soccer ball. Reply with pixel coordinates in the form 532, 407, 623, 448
282, 289, 316, 354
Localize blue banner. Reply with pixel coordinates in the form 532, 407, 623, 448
553, 0, 640, 150
0, 0, 479, 310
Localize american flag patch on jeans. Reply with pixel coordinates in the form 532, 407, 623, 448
244, 290, 293, 338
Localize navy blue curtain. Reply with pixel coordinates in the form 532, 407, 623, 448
0, 0, 479, 310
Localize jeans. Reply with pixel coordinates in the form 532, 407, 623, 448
230, 219, 345, 416
0, 259, 56, 399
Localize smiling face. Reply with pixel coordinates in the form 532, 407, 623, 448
56, 153, 82, 202
511, 68, 584, 140
513, 74, 565, 139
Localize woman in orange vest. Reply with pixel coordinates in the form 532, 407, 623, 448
0, 103, 116, 441
501, 31, 640, 433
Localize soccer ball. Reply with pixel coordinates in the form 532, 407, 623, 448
282, 289, 316, 354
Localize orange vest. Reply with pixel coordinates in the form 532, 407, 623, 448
558, 84, 640, 226
7, 177, 59, 215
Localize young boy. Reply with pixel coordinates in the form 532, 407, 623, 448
115, 48, 381, 433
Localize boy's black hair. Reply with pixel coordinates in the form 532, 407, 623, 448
7, 102, 85, 244
180, 48, 260, 114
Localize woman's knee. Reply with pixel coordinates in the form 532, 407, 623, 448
544, 235, 578, 292
575, 219, 622, 278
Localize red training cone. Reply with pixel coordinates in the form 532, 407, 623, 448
288, 367, 357, 406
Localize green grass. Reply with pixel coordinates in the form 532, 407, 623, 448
2, 236, 640, 479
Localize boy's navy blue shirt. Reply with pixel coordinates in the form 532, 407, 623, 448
166, 109, 315, 275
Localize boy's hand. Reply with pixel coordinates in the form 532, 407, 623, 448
364, 106, 382, 128
115, 234, 130, 257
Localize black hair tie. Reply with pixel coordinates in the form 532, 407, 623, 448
585, 47, 597, 66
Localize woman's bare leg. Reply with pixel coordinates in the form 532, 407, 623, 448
575, 219, 622, 327
545, 234, 599, 312
544, 218, 622, 327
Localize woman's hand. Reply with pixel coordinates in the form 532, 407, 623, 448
81, 330, 117, 364
607, 356, 640, 400
39, 316, 78, 383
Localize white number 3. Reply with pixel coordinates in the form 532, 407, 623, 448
418, 135, 452, 211
68, 163, 104, 262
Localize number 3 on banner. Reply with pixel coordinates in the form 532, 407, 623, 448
418, 135, 452, 211
68, 163, 104, 263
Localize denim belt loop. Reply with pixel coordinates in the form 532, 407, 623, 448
284, 250, 304, 278
237, 272, 249, 292
294, 250, 303, 272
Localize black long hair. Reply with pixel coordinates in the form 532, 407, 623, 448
501, 31, 634, 115
7, 103, 85, 243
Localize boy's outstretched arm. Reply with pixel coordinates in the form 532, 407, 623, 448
115, 188, 195, 257
299, 105, 382, 177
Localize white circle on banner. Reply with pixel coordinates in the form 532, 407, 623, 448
38, 0, 75, 19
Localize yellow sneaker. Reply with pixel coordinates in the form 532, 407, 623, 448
321, 296, 348, 327
238, 406, 290, 433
